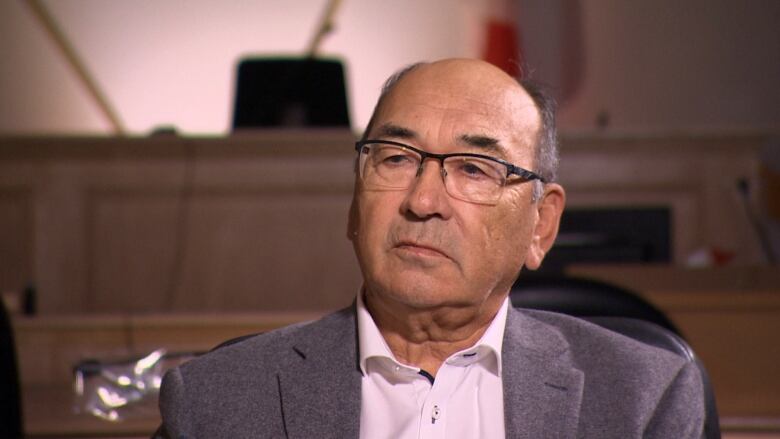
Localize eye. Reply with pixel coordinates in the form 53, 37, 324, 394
453, 159, 494, 180
382, 154, 415, 165
373, 146, 418, 168
460, 161, 488, 177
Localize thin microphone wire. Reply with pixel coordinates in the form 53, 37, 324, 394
736, 178, 777, 264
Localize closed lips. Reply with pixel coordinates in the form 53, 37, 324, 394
395, 241, 450, 258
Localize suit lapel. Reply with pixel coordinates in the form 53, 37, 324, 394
503, 308, 584, 439
274, 305, 585, 438
277, 307, 362, 439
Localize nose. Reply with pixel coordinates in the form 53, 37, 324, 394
415, 156, 447, 179
402, 160, 453, 219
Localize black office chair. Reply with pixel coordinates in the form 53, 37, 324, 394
588, 317, 720, 438
511, 276, 720, 439
510, 275, 681, 336
0, 299, 23, 439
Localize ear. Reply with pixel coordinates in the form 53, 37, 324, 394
525, 183, 566, 270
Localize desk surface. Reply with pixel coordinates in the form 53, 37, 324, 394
24, 384, 159, 437
17, 266, 780, 436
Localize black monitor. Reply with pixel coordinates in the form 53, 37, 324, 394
232, 57, 350, 129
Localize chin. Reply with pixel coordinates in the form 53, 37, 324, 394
374, 279, 475, 310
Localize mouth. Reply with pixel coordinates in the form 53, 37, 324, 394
393, 240, 451, 260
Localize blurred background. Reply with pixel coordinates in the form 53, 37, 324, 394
1, 0, 779, 437
1, 0, 778, 135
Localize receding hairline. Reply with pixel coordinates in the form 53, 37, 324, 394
361, 59, 559, 195
362, 60, 538, 140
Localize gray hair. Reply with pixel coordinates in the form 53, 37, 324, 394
362, 62, 559, 201
519, 78, 559, 200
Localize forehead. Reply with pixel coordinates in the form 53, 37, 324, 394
371, 61, 540, 161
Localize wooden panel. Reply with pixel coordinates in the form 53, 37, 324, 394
0, 187, 32, 296
172, 192, 359, 311
86, 191, 181, 313
14, 316, 132, 386
0, 132, 773, 314
34, 163, 91, 313
127, 312, 325, 354
671, 308, 780, 418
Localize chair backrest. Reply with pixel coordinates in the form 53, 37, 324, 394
510, 275, 681, 336
0, 299, 23, 439
511, 275, 719, 438
584, 317, 721, 439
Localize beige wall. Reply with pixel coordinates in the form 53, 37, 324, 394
520, 0, 780, 131
0, 0, 477, 135
1, 1, 778, 135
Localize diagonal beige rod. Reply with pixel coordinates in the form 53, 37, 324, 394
305, 0, 344, 57
25, 0, 126, 135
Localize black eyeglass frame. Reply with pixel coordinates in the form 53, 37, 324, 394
355, 139, 546, 183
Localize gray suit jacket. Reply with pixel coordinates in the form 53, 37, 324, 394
156, 306, 704, 438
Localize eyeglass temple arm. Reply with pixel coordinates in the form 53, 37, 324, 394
508, 166, 546, 183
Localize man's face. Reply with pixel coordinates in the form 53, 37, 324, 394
350, 59, 563, 311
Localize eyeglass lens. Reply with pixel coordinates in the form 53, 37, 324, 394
359, 143, 507, 203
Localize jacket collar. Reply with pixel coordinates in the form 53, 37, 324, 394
275, 305, 584, 439
502, 307, 584, 439
277, 306, 362, 439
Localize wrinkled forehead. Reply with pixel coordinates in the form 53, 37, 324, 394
371, 61, 540, 161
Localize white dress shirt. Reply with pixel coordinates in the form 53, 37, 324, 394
357, 293, 509, 439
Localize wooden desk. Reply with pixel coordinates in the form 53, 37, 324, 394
15, 281, 780, 437
13, 312, 325, 386
19, 312, 323, 438
24, 384, 158, 438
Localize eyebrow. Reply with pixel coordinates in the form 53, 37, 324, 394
374, 123, 417, 140
373, 123, 509, 158
460, 134, 499, 148
459, 134, 508, 157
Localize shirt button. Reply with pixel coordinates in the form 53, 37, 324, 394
431, 405, 441, 424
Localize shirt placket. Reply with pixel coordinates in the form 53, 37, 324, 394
417, 362, 464, 439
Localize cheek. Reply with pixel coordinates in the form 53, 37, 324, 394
355, 193, 397, 248
482, 197, 536, 265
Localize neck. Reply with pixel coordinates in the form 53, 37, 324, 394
364, 289, 506, 376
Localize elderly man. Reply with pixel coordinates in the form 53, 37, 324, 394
155, 59, 704, 438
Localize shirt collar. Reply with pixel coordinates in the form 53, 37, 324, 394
357, 290, 510, 377
357, 290, 406, 375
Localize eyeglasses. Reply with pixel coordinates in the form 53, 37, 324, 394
355, 140, 544, 205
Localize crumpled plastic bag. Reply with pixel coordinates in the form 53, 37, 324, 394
74, 349, 191, 421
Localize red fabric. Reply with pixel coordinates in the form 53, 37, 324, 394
482, 19, 522, 77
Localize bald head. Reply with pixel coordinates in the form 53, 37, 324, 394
391, 58, 531, 102
362, 59, 559, 190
